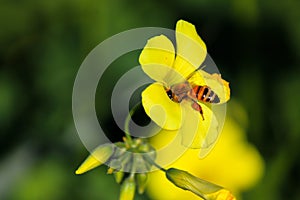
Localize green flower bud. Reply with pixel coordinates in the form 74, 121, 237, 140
136, 173, 147, 194
115, 142, 126, 148
138, 142, 150, 152
114, 170, 125, 184
166, 168, 236, 200
120, 176, 136, 200
75, 144, 114, 175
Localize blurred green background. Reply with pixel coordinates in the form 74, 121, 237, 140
1, 0, 300, 199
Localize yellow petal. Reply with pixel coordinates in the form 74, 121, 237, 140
180, 101, 219, 158
173, 20, 207, 79
75, 144, 114, 174
148, 129, 189, 168
189, 70, 230, 103
142, 83, 182, 130
139, 35, 176, 84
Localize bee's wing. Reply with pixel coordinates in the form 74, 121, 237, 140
188, 70, 230, 104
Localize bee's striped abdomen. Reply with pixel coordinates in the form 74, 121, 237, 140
192, 85, 220, 103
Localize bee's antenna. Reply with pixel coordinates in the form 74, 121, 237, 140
199, 64, 206, 71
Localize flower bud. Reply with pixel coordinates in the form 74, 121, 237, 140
107, 167, 114, 174
138, 142, 150, 152
120, 176, 136, 200
166, 168, 236, 200
75, 144, 114, 175
114, 170, 125, 184
136, 173, 147, 194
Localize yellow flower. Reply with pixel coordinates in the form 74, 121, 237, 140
139, 19, 230, 155
146, 101, 264, 199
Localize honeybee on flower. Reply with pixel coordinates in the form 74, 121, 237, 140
139, 19, 230, 158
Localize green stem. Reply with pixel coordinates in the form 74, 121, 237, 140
124, 102, 142, 145
143, 154, 167, 172
124, 102, 166, 173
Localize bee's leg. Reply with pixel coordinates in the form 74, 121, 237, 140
177, 94, 188, 103
191, 101, 205, 120
187, 93, 205, 120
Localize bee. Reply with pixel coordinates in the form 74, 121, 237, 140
165, 67, 220, 120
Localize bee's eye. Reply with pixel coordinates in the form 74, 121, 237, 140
166, 89, 173, 100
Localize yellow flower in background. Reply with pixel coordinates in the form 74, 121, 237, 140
139, 19, 230, 157
146, 101, 264, 199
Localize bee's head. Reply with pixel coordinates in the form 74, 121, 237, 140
166, 88, 174, 100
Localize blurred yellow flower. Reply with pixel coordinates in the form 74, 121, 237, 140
139, 19, 230, 156
146, 101, 264, 199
